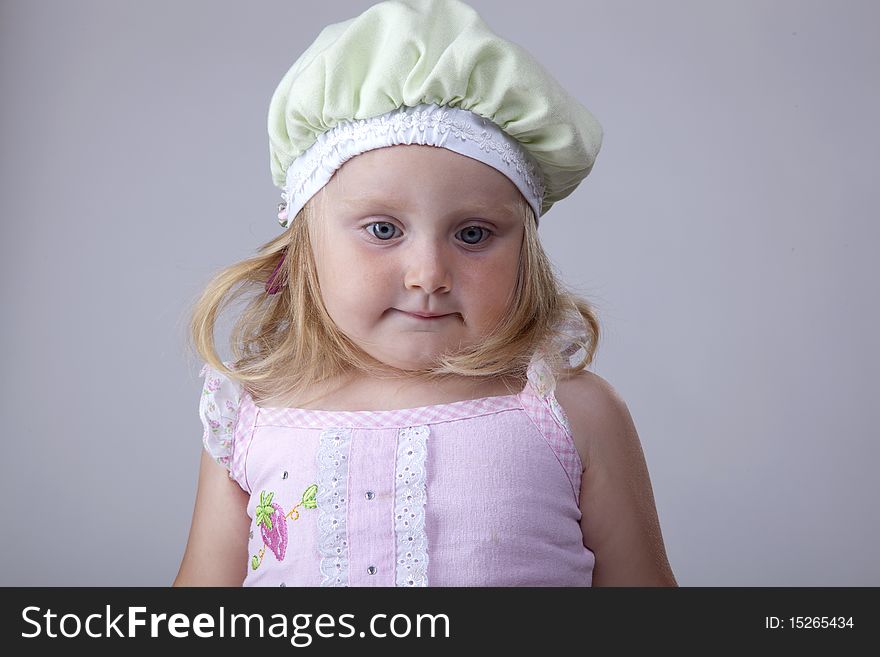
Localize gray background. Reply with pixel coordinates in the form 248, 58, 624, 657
1, 0, 877, 586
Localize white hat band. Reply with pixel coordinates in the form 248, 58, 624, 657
278, 102, 546, 228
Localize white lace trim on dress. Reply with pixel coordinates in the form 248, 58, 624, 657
394, 425, 430, 586
316, 427, 352, 586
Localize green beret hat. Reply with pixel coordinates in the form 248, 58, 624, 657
267, 0, 603, 227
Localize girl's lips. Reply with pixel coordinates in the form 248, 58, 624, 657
396, 309, 453, 320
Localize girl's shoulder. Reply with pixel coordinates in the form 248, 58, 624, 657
552, 368, 623, 475
554, 369, 679, 586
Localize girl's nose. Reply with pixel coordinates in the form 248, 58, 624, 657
403, 244, 452, 295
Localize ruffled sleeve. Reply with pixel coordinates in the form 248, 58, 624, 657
525, 310, 590, 436
198, 361, 242, 471
526, 310, 589, 398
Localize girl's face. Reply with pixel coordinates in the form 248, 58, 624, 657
310, 144, 525, 374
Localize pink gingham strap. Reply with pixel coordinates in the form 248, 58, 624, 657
521, 351, 585, 504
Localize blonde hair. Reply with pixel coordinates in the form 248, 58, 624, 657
187, 189, 603, 407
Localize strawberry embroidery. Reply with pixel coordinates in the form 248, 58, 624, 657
256, 491, 288, 561
251, 484, 318, 571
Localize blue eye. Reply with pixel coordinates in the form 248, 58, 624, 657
365, 222, 493, 246
366, 222, 400, 240
458, 225, 490, 245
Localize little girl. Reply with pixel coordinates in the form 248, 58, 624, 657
174, 0, 676, 587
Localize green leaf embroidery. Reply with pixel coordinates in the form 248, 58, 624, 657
255, 490, 276, 530
301, 484, 318, 509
